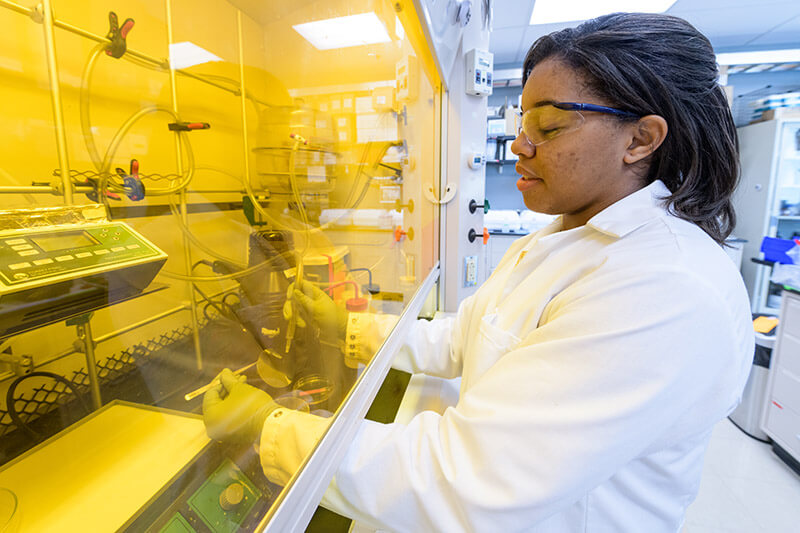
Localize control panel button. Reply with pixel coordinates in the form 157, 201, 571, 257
126, 244, 140, 249
18, 250, 39, 256
110, 246, 125, 252
9, 262, 31, 270
94, 249, 110, 255
33, 258, 54, 265
75, 252, 93, 258
5, 239, 26, 245
11, 244, 33, 251
55, 255, 74, 262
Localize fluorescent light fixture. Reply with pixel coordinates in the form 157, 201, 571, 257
169, 42, 222, 70
494, 68, 523, 81
293, 12, 391, 51
530, 0, 676, 25
716, 49, 800, 66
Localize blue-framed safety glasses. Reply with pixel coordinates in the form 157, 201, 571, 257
517, 102, 640, 146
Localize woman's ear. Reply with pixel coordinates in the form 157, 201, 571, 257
623, 115, 668, 165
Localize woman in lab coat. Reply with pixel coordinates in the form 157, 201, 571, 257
203, 13, 754, 532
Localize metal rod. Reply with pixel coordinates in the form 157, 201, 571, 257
0, 186, 58, 194
94, 306, 185, 344
0, 0, 29, 16
236, 11, 254, 230
40, 0, 73, 205
0, 284, 239, 382
165, 0, 204, 372
0, 0, 259, 100
76, 320, 102, 409
0, 186, 246, 195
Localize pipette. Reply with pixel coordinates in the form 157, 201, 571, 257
183, 362, 257, 401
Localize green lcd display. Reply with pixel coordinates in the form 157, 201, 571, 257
31, 231, 99, 252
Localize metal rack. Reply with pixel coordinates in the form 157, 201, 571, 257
0, 0, 275, 389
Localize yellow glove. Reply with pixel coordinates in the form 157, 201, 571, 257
283, 280, 348, 338
202, 369, 277, 444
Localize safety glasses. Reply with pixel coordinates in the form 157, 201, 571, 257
516, 102, 640, 146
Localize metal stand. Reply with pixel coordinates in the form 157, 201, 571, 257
67, 313, 102, 410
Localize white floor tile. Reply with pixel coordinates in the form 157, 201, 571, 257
687, 418, 800, 533
684, 472, 762, 531
725, 476, 800, 533
703, 426, 798, 485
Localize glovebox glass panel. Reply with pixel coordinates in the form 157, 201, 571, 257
0, 0, 439, 530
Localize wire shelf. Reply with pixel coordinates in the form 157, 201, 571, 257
0, 324, 194, 438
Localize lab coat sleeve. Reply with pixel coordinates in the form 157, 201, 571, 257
345, 294, 477, 379
259, 408, 331, 486
294, 267, 750, 531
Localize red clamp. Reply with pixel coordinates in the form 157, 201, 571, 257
105, 12, 135, 59
168, 122, 210, 132
115, 159, 145, 201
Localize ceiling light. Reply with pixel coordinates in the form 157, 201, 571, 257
293, 12, 391, 51
716, 49, 800, 66
530, 0, 677, 25
169, 42, 222, 70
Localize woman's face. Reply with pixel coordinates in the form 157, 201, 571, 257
510, 58, 644, 230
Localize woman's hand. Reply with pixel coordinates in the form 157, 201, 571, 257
283, 280, 348, 338
202, 369, 277, 444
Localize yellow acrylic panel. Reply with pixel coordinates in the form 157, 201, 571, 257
0, 0, 441, 529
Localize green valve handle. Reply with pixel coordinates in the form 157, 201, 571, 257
469, 198, 490, 214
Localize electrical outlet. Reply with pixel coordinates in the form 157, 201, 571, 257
464, 255, 478, 287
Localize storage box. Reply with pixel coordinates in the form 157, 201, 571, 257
760, 236, 797, 264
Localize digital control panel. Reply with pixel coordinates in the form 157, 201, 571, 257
0, 223, 162, 292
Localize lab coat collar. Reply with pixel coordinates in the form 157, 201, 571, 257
585, 180, 671, 239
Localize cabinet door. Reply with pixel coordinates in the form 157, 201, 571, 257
764, 290, 800, 463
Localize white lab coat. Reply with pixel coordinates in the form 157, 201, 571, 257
259, 180, 754, 532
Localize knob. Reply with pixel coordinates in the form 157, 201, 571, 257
469, 198, 490, 214
395, 198, 415, 213
468, 227, 489, 245
219, 483, 244, 511
394, 226, 415, 242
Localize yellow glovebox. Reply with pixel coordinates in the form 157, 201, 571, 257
0, 0, 442, 530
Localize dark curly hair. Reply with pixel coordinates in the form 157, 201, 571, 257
523, 13, 739, 245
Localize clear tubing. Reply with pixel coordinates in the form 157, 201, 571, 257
80, 45, 105, 171
80, 45, 195, 199
156, 247, 282, 282
97, 107, 195, 196
166, 194, 243, 266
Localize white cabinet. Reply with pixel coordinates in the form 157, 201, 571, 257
762, 289, 800, 466
734, 119, 800, 314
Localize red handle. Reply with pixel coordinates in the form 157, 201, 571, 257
483, 227, 490, 245
120, 18, 135, 39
